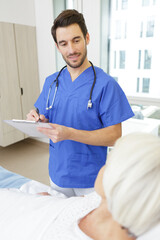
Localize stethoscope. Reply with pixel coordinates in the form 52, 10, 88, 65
46, 61, 96, 110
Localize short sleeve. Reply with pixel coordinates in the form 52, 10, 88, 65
99, 79, 134, 127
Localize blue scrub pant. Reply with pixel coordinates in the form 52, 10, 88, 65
50, 179, 94, 197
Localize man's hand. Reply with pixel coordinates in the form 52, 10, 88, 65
26, 109, 48, 123
37, 124, 71, 143
37, 122, 121, 146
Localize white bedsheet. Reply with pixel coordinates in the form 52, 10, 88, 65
1, 180, 159, 240
0, 181, 100, 240
20, 179, 68, 198
0, 180, 72, 239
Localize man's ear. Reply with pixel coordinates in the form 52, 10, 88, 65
55, 43, 60, 52
86, 32, 90, 45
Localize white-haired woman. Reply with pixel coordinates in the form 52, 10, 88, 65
0, 132, 160, 240
80, 132, 160, 239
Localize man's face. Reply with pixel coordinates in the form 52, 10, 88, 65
56, 23, 90, 68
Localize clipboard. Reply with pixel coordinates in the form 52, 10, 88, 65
4, 119, 52, 138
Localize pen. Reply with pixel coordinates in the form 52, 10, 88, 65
35, 108, 41, 122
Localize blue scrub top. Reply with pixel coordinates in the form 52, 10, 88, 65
35, 66, 134, 188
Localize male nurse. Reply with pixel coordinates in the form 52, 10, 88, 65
27, 9, 134, 197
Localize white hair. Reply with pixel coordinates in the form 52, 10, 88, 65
103, 132, 160, 237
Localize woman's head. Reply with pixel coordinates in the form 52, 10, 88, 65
103, 133, 160, 237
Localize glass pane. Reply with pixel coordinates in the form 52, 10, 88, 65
142, 78, 150, 93
140, 22, 143, 37
146, 17, 154, 37
66, 0, 74, 8
114, 51, 117, 68
101, 0, 160, 135
137, 78, 140, 92
144, 50, 152, 69
121, 0, 128, 9
115, 20, 121, 39
116, 0, 118, 10
114, 77, 118, 82
119, 50, 125, 69
108, 0, 160, 100
142, 0, 150, 6
138, 50, 141, 69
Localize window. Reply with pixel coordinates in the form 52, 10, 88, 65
115, 20, 127, 39
137, 78, 140, 92
105, 0, 160, 99
114, 51, 117, 68
119, 51, 125, 69
138, 50, 141, 69
142, 0, 156, 6
142, 78, 150, 93
121, 0, 128, 10
114, 77, 118, 82
144, 50, 152, 69
146, 17, 154, 37
140, 22, 143, 38
101, 0, 160, 134
116, 0, 118, 10
142, 0, 150, 6
115, 20, 121, 39
115, 0, 128, 10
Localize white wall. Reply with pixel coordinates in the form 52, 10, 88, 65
0, 0, 35, 26
0, 0, 101, 90
0, 0, 56, 92
82, 0, 101, 67
34, 0, 56, 91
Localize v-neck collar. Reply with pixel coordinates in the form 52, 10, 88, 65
61, 66, 95, 91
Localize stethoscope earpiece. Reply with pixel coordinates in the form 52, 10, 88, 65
46, 61, 96, 110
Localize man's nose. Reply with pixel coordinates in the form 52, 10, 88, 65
68, 42, 76, 54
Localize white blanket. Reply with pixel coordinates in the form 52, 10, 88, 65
0, 181, 100, 240
1, 180, 159, 240
0, 180, 74, 239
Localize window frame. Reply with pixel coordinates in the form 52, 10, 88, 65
100, 0, 160, 108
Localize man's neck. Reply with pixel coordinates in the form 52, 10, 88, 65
67, 59, 91, 81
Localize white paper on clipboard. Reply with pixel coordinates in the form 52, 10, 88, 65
4, 120, 52, 138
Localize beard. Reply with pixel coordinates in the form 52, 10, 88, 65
62, 46, 87, 69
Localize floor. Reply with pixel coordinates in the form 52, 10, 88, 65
0, 138, 50, 186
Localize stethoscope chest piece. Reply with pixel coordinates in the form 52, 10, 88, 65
87, 99, 92, 109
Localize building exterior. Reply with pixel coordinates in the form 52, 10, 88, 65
109, 0, 160, 99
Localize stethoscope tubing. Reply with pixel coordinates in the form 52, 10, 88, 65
46, 61, 96, 110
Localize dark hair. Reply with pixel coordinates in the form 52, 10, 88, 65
51, 9, 88, 43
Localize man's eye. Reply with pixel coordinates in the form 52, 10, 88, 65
74, 39, 80, 43
59, 43, 67, 47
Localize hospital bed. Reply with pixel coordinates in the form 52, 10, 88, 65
0, 166, 30, 188
0, 165, 61, 194
0, 165, 160, 240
